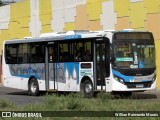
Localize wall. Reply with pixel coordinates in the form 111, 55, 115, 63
0, 0, 159, 88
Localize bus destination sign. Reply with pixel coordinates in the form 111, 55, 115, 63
115, 33, 152, 40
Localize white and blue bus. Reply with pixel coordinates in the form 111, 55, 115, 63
2, 30, 156, 97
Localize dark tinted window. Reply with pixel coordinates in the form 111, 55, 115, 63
5, 44, 18, 64
59, 42, 74, 62
74, 41, 92, 62
17, 43, 29, 64
30, 43, 45, 63
58, 40, 92, 62
48, 44, 58, 62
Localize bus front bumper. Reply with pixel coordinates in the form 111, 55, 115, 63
111, 79, 156, 92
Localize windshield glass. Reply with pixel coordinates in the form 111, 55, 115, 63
114, 41, 155, 69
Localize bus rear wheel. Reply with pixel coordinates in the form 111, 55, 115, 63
81, 80, 93, 98
28, 78, 39, 96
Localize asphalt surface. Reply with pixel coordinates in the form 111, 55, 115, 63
0, 83, 43, 106
0, 83, 160, 106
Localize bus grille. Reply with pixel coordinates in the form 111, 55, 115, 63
125, 82, 152, 88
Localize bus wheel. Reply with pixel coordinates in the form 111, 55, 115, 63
82, 80, 93, 98
28, 78, 39, 96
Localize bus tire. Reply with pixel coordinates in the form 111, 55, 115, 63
82, 80, 93, 98
28, 78, 39, 96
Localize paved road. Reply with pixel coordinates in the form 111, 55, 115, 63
0, 83, 160, 106
131, 90, 160, 99
0, 84, 43, 106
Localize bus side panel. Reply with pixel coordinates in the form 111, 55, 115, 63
79, 62, 94, 89
21, 63, 46, 91
56, 62, 80, 91
38, 80, 46, 91
3, 64, 22, 89
3, 63, 46, 91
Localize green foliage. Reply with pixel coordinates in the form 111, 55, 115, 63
65, 93, 83, 110
1, 93, 160, 120
0, 98, 16, 109
66, 98, 81, 110
1, 93, 160, 111
0, 0, 2, 6
96, 92, 113, 102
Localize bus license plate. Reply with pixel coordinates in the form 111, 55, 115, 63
136, 84, 144, 88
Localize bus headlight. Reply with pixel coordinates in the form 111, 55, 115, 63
113, 75, 125, 84
152, 75, 156, 84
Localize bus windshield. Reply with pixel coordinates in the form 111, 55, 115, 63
114, 41, 155, 69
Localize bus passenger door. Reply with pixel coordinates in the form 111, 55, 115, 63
95, 38, 110, 90
47, 43, 57, 90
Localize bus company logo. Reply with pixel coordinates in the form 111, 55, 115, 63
130, 79, 134, 82
2, 112, 11, 117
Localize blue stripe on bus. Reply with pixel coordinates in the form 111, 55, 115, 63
112, 69, 134, 82
112, 69, 152, 82
65, 35, 81, 40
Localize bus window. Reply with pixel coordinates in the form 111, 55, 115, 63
83, 50, 91, 61
5, 44, 18, 64
74, 46, 84, 61
115, 42, 133, 69
58, 42, 74, 62
17, 44, 29, 64
58, 40, 92, 62
49, 47, 53, 62
59, 43, 68, 61
30, 43, 45, 63
48, 44, 58, 62
137, 43, 155, 68
74, 41, 92, 62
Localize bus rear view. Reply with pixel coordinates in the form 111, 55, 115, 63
109, 31, 156, 96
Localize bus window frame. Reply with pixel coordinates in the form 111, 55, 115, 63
57, 39, 93, 63
5, 42, 46, 64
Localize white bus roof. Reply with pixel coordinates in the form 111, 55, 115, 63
4, 30, 106, 44
4, 30, 151, 44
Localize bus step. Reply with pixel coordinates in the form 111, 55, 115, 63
94, 90, 106, 92
47, 89, 57, 92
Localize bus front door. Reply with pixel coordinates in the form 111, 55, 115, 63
95, 39, 110, 90
47, 44, 57, 90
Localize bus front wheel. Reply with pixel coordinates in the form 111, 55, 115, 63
82, 80, 93, 98
28, 78, 39, 96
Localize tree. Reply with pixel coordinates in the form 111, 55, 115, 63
0, 0, 3, 6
